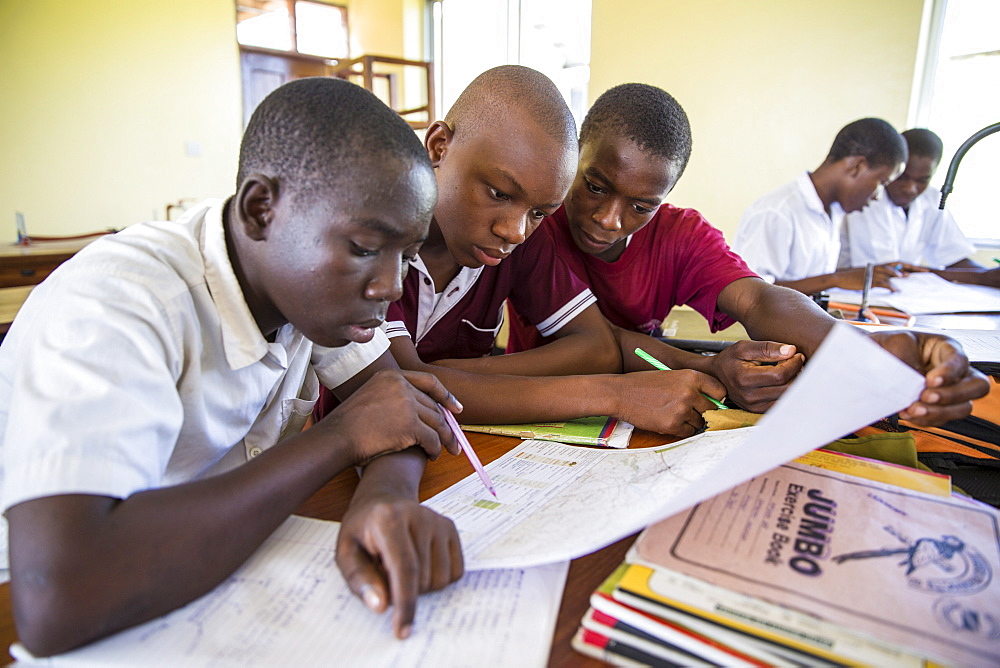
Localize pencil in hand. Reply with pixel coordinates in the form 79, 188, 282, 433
633, 347, 728, 410
437, 403, 497, 498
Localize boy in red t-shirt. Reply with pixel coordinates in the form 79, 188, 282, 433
509, 83, 985, 422
317, 67, 728, 438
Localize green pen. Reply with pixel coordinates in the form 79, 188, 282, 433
634, 347, 728, 410
992, 258, 1000, 265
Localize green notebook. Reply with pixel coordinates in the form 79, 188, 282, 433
462, 415, 633, 448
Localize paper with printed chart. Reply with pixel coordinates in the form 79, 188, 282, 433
10, 516, 569, 668
425, 324, 926, 570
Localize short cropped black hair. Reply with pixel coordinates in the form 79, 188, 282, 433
901, 128, 944, 163
237, 77, 430, 208
826, 118, 907, 168
579, 83, 693, 180
445, 65, 577, 148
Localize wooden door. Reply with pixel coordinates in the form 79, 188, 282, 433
240, 48, 332, 125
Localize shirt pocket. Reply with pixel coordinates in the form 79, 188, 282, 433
455, 303, 506, 358
278, 367, 320, 442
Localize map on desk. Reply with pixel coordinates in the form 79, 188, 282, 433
425, 324, 926, 570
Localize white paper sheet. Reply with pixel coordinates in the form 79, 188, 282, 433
855, 325, 1000, 362
12, 516, 569, 667
828, 271, 1000, 313
426, 324, 926, 570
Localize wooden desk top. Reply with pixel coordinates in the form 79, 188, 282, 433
0, 238, 97, 260
0, 287, 33, 335
0, 429, 672, 666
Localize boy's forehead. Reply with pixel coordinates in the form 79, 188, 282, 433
905, 154, 937, 176
303, 161, 435, 234
456, 114, 575, 179
581, 133, 681, 192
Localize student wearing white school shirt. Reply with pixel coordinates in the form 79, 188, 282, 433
842, 128, 1000, 288
0, 78, 465, 657
733, 118, 908, 295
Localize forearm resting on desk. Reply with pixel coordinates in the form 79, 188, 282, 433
391, 336, 722, 437
434, 305, 621, 376
5, 427, 362, 657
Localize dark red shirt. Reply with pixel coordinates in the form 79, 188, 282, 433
507, 204, 757, 352
385, 229, 595, 362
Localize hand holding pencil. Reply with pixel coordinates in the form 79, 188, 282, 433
634, 348, 728, 410
438, 403, 497, 498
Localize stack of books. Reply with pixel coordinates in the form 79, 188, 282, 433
572, 449, 1000, 667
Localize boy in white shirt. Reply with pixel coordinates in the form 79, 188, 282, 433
843, 128, 999, 287
733, 118, 907, 295
0, 78, 464, 656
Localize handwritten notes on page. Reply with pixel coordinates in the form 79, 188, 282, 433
426, 324, 926, 571
12, 516, 569, 667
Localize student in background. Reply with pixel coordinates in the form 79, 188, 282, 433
733, 118, 910, 295
843, 128, 1000, 287
507, 83, 987, 419
0, 78, 466, 657
316, 65, 728, 438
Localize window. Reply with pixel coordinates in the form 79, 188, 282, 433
911, 0, 1000, 244
235, 1, 349, 125
236, 0, 348, 60
428, 0, 592, 130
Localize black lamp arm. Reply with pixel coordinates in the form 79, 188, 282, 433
939, 121, 1000, 209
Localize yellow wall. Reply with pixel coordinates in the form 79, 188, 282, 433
348, 0, 405, 57
1, 0, 924, 242
0, 0, 244, 239
590, 0, 924, 241
0, 0, 421, 241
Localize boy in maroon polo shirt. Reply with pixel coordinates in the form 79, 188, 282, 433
318, 66, 729, 438
508, 83, 986, 422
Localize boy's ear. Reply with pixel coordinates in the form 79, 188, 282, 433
234, 175, 279, 241
844, 156, 867, 178
424, 120, 454, 167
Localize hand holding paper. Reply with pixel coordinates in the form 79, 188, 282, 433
867, 329, 989, 425
427, 324, 931, 570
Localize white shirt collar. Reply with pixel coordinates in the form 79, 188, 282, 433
797, 171, 845, 223
196, 199, 272, 370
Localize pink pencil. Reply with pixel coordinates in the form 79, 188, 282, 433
438, 404, 497, 498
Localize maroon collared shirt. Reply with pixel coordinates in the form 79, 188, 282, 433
385, 230, 596, 362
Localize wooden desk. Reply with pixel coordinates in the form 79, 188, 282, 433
0, 237, 106, 336
0, 286, 33, 336
0, 429, 671, 666
0, 239, 97, 289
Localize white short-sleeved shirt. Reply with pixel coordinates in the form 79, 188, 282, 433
732, 172, 845, 283
841, 186, 976, 269
0, 200, 388, 567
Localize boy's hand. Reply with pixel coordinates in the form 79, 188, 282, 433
318, 369, 463, 466
831, 264, 907, 291
708, 341, 805, 413
868, 331, 989, 425
613, 369, 727, 438
336, 494, 463, 639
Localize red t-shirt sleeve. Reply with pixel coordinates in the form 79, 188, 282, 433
667, 210, 758, 332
